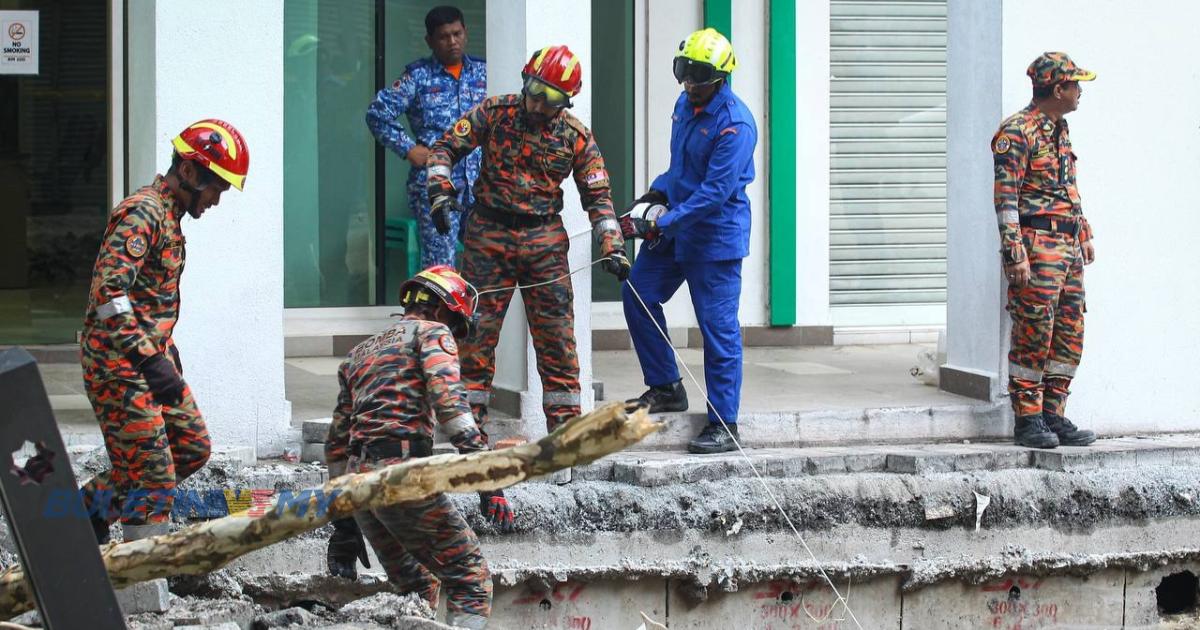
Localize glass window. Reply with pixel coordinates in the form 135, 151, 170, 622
0, 0, 109, 344
284, 0, 377, 308
284, 0, 486, 308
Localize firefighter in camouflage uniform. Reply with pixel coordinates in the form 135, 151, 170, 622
79, 119, 250, 543
366, 5, 486, 267
426, 45, 629, 436
324, 266, 511, 630
993, 52, 1098, 449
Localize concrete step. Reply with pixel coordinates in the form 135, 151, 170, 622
629, 402, 1010, 450
573, 433, 1200, 486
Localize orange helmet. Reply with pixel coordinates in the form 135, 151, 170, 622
172, 119, 250, 191
521, 45, 583, 105
399, 265, 478, 338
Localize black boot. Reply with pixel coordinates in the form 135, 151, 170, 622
90, 513, 111, 545
627, 380, 688, 413
1014, 414, 1059, 449
1044, 412, 1097, 446
687, 422, 739, 454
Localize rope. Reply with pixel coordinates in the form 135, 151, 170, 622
623, 279, 865, 630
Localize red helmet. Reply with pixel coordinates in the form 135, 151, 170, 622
521, 45, 583, 99
172, 119, 250, 191
399, 265, 477, 337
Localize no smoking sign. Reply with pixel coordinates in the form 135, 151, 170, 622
1, 10, 38, 75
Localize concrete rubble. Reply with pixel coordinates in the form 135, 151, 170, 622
2, 435, 1200, 627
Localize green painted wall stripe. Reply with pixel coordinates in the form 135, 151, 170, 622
769, 0, 797, 326
703, 0, 732, 40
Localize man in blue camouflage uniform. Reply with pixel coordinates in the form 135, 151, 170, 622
366, 5, 486, 267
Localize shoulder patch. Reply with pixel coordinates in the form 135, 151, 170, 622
453, 119, 472, 137
438, 333, 458, 355
126, 235, 148, 258
993, 136, 1011, 154
392, 78, 402, 90
585, 169, 608, 186
719, 126, 739, 136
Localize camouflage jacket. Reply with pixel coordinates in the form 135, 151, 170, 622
365, 54, 486, 189
992, 104, 1093, 264
82, 176, 185, 374
324, 318, 478, 471
426, 94, 624, 254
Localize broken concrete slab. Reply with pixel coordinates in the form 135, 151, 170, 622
1122, 562, 1200, 628
302, 418, 332, 444
117, 578, 171, 614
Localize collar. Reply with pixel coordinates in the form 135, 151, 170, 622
682, 81, 732, 119
1026, 103, 1067, 136
431, 54, 473, 76
153, 174, 181, 221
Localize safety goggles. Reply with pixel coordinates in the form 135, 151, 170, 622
672, 57, 722, 85
523, 76, 571, 108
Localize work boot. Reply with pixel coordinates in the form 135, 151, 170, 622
627, 380, 688, 413
122, 521, 170, 542
1044, 412, 1097, 446
687, 422, 739, 455
90, 513, 111, 545
1013, 414, 1059, 449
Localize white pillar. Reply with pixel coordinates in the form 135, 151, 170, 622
486, 0, 595, 435
126, 0, 289, 457
940, 0, 1005, 401
795, 0, 833, 328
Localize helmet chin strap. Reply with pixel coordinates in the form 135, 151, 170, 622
176, 165, 215, 217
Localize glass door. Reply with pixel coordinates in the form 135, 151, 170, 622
0, 0, 110, 344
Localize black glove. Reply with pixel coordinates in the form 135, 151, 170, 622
327, 517, 371, 580
634, 189, 668, 207
601, 250, 631, 282
430, 195, 462, 235
168, 344, 183, 375
620, 216, 659, 241
138, 353, 186, 407
479, 490, 515, 532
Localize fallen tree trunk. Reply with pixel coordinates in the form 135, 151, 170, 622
0, 402, 658, 619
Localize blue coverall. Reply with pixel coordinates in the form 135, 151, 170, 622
366, 55, 487, 267
621, 82, 758, 425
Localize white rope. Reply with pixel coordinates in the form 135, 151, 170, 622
623, 279, 865, 630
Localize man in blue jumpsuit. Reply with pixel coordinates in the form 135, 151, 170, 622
366, 5, 486, 267
621, 28, 757, 454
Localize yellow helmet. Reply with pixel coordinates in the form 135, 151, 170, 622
674, 28, 736, 84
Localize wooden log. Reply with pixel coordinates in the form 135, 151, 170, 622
0, 402, 658, 619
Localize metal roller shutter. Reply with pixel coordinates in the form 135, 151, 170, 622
829, 0, 948, 326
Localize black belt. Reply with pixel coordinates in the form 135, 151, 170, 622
1020, 216, 1079, 236
474, 206, 556, 229
349, 435, 433, 460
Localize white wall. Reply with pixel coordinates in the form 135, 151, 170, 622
992, 0, 1200, 432
732, 0, 769, 327
486, 0, 597, 429
128, 1, 289, 456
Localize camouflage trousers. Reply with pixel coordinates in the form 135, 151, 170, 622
460, 214, 581, 434
79, 362, 211, 525
1007, 228, 1085, 418
350, 455, 492, 624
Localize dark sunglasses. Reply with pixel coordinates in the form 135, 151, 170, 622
672, 57, 722, 85
523, 76, 571, 108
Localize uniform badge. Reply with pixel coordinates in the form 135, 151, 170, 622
993, 136, 1011, 154
125, 235, 148, 258
585, 169, 607, 185
453, 119, 471, 137
438, 334, 458, 355
392, 79, 402, 90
